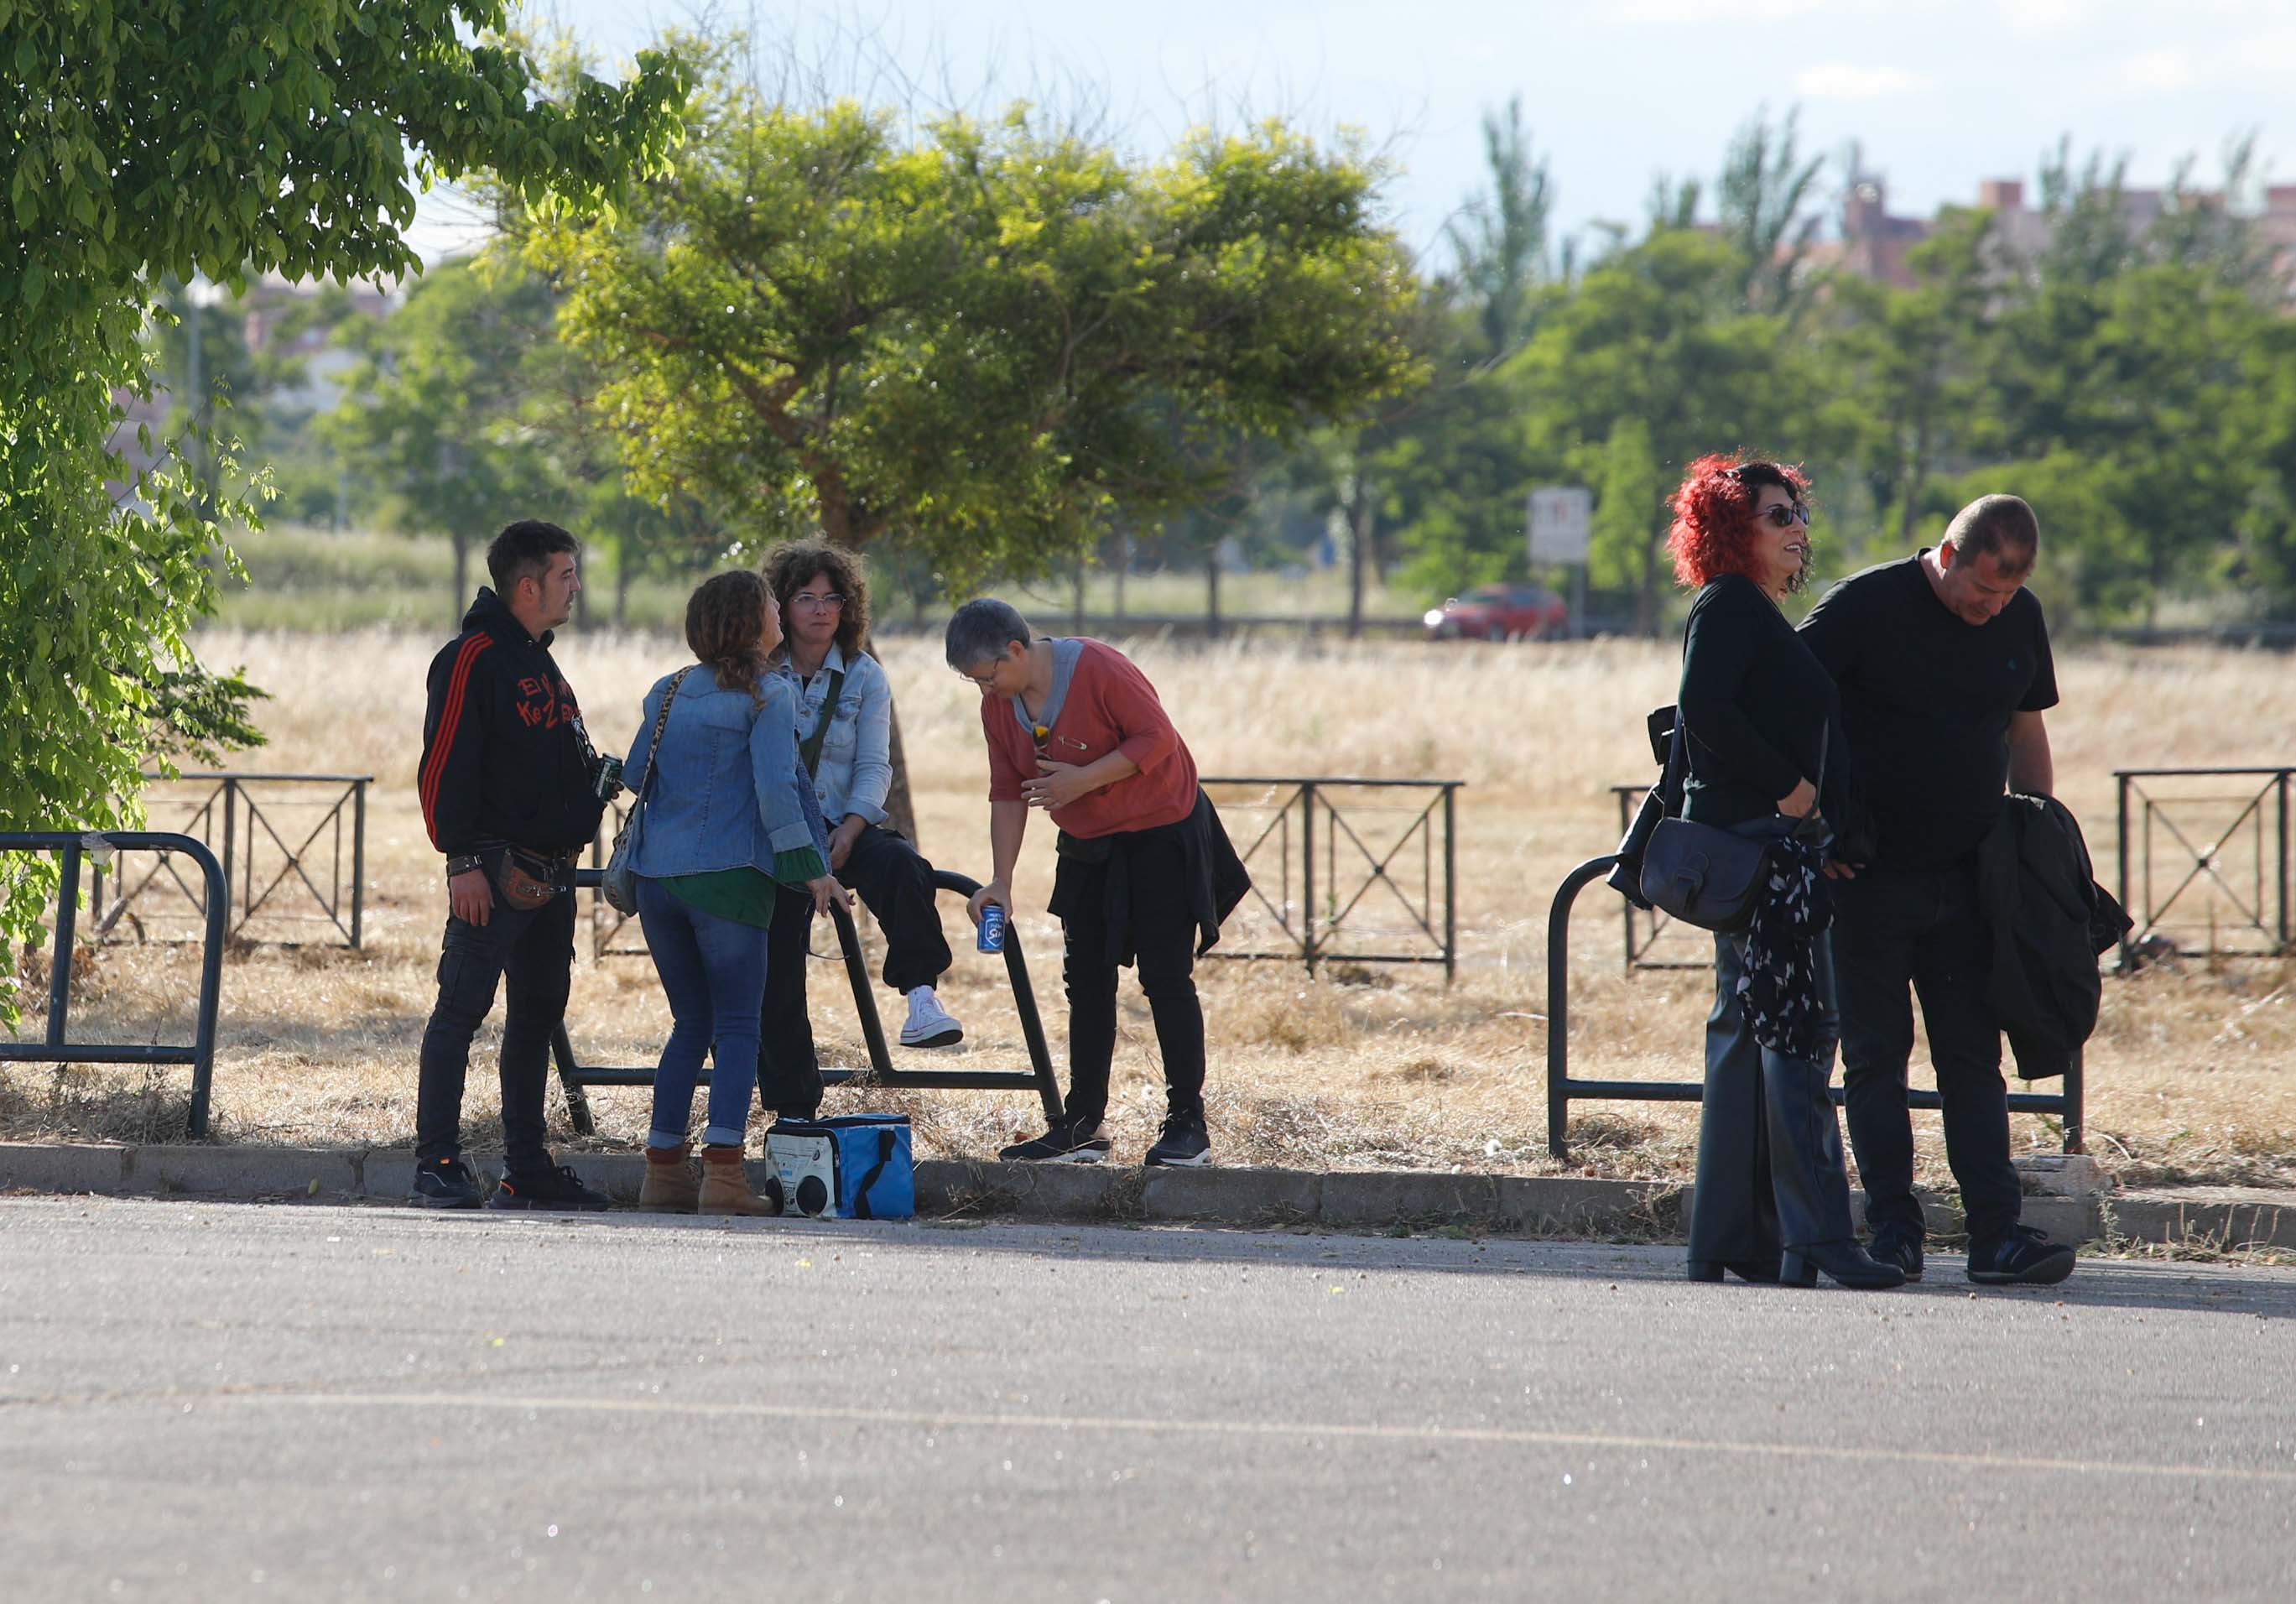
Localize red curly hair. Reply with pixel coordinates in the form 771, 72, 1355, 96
1666, 454, 1811, 589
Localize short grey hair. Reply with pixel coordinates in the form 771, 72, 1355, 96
944, 598, 1033, 669
1944, 494, 2039, 576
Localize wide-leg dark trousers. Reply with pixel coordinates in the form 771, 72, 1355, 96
1688, 931, 1856, 1263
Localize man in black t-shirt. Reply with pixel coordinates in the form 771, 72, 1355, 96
1799, 495, 2077, 1288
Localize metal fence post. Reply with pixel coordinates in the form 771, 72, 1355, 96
187, 839, 226, 1138
2, 832, 227, 1138
1441, 783, 1457, 984
351, 779, 367, 950
1299, 782, 1317, 974
2115, 773, 2132, 971
2268, 766, 2287, 954
45, 839, 81, 1050
1546, 855, 1617, 1161
222, 779, 239, 936
2063, 1053, 2084, 1157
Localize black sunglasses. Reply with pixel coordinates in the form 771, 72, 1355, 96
1760, 503, 1811, 529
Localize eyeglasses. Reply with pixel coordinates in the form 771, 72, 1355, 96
790, 592, 846, 612
1760, 503, 1811, 529
957, 664, 999, 688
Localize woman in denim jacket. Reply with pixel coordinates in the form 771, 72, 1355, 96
622, 571, 839, 1215
758, 541, 964, 1121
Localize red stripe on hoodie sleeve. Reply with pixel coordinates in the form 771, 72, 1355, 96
419, 634, 492, 846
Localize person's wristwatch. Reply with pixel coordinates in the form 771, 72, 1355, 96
446, 854, 486, 878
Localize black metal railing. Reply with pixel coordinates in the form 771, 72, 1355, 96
549, 867, 1063, 1131
1200, 777, 1460, 978
90, 773, 370, 950
1, 832, 227, 1138
2115, 767, 2293, 965
1543, 853, 2082, 1162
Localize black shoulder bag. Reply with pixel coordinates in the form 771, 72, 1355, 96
1638, 716, 1826, 935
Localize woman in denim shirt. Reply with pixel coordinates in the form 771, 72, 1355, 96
622, 571, 839, 1215
758, 542, 963, 1117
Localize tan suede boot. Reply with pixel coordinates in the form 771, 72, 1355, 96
639, 1144, 700, 1214
699, 1144, 782, 1217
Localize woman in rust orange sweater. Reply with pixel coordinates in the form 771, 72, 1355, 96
945, 598, 1247, 1168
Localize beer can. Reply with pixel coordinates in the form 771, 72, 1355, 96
976, 901, 1007, 953
593, 754, 625, 801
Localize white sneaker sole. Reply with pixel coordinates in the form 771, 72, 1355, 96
1001, 1147, 1109, 1164
899, 1025, 963, 1049
1144, 1149, 1213, 1169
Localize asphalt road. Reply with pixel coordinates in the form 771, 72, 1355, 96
3, 1196, 2293, 1603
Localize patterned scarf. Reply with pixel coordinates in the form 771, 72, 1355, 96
1734, 835, 1834, 1061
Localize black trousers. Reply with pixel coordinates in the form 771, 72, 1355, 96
836, 825, 954, 994
1688, 932, 1856, 1263
757, 883, 825, 1120
755, 825, 954, 1119
1059, 834, 1205, 1132
414, 883, 574, 1169
1834, 863, 2023, 1247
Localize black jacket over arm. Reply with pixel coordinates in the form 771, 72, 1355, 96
418, 588, 607, 857
1976, 794, 2132, 1081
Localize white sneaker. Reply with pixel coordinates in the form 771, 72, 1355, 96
898, 986, 963, 1049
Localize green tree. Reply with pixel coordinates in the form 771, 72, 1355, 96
1586, 415, 1660, 594
524, 59, 1421, 586
1715, 107, 1826, 316
325, 258, 567, 623
1507, 230, 1826, 633
1443, 96, 1554, 360
1380, 102, 1559, 607
1824, 207, 1997, 557
1, 0, 685, 1019
1985, 259, 2261, 621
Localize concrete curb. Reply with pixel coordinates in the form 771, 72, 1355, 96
3, 1142, 2288, 1252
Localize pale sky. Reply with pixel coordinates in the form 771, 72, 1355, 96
411, 0, 2294, 268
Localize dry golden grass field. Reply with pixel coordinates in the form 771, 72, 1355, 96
8, 627, 2294, 1195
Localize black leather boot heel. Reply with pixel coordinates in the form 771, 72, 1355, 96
1781, 1241, 1906, 1290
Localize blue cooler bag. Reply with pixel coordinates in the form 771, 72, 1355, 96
767, 1115, 914, 1220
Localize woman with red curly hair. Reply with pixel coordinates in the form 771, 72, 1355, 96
1669, 455, 1901, 1291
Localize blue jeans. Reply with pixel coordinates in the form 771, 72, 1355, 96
636, 878, 768, 1147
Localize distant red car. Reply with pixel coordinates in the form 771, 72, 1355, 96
1423, 584, 1570, 641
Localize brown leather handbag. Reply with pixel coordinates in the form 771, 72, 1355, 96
493, 846, 569, 910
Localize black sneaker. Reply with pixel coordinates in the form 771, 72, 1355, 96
1967, 1224, 2076, 1286
997, 1122, 1112, 1164
1867, 1225, 1924, 1283
1143, 1109, 1211, 1169
409, 1157, 482, 1210
487, 1161, 613, 1212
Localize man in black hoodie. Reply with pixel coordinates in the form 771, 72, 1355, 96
409, 520, 613, 1210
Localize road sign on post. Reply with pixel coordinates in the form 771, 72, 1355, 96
1528, 485, 1594, 634
1527, 486, 1593, 565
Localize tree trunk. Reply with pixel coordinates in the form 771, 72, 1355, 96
881, 698, 920, 848
615, 549, 632, 628
450, 532, 470, 629
1206, 540, 1223, 640
1897, 414, 1933, 548
1071, 554, 1086, 633
1347, 478, 1373, 639
1114, 531, 1129, 620
855, 600, 920, 849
